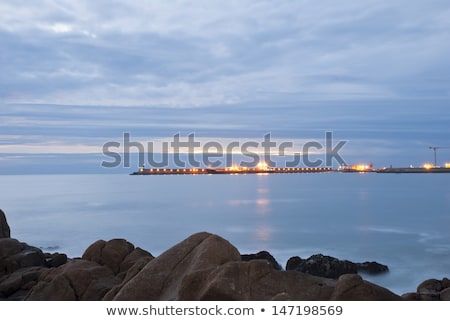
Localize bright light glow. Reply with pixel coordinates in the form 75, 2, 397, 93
423, 163, 433, 169
229, 164, 241, 171
445, 163, 450, 168
352, 164, 372, 171
257, 162, 269, 170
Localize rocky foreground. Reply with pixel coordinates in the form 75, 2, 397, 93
1, 209, 449, 301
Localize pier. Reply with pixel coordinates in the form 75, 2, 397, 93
131, 163, 450, 175
131, 166, 333, 175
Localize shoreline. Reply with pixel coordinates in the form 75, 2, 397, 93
2, 209, 449, 301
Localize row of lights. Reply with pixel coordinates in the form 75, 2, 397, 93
140, 166, 332, 173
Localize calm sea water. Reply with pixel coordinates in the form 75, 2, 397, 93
1, 173, 449, 295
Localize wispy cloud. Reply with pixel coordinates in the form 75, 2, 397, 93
1, 1, 449, 107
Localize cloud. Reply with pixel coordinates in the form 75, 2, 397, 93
1, 1, 450, 170
1, 1, 450, 107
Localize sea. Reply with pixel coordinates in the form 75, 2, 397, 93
1, 172, 449, 296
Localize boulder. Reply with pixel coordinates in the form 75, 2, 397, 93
330, 274, 401, 300
177, 260, 336, 300
241, 250, 282, 270
0, 209, 10, 238
112, 232, 241, 300
285, 256, 303, 271
417, 278, 443, 300
26, 259, 121, 300
286, 254, 389, 278
286, 254, 358, 279
25, 238, 154, 301
0, 238, 56, 300
356, 261, 389, 275
82, 239, 136, 275
0, 238, 46, 277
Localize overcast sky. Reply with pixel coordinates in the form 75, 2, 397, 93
1, 0, 450, 173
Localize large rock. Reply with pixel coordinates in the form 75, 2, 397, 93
0, 209, 11, 238
25, 238, 154, 300
417, 278, 444, 300
398, 277, 450, 301
82, 239, 142, 275
356, 261, 389, 275
178, 260, 336, 300
286, 254, 389, 278
25, 259, 121, 300
330, 274, 401, 300
112, 232, 241, 300
286, 254, 358, 279
0, 238, 51, 300
0, 238, 46, 277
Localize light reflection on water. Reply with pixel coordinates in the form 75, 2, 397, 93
0, 172, 449, 295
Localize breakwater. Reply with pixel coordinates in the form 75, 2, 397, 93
131, 166, 333, 175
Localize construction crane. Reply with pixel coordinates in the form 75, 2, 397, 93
429, 146, 449, 166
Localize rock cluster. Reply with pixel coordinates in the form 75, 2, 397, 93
1, 209, 449, 301
25, 239, 153, 300
402, 278, 450, 301
286, 254, 388, 279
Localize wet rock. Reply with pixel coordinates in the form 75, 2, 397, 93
241, 250, 282, 270
287, 254, 389, 278
0, 209, 10, 238
286, 254, 358, 279
356, 261, 389, 274
112, 232, 241, 300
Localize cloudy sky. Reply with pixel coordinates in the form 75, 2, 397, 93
1, 0, 450, 173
